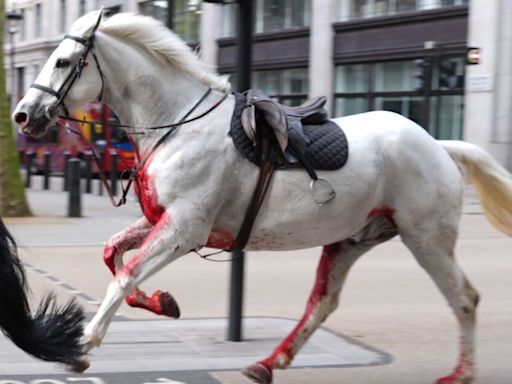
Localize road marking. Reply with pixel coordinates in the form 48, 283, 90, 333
22, 262, 124, 317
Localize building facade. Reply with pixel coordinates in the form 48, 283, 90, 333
5, 0, 512, 169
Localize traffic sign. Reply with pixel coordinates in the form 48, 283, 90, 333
467, 47, 481, 65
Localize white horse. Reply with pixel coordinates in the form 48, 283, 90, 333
13, 10, 512, 384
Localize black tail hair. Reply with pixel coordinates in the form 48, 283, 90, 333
0, 218, 85, 366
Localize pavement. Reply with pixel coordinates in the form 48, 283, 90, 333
1, 175, 512, 384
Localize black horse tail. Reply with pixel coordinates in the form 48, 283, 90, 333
0, 218, 85, 366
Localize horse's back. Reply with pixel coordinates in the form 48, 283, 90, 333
336, 111, 464, 232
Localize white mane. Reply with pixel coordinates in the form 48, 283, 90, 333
88, 13, 230, 92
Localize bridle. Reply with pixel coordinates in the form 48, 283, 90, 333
30, 25, 229, 209
31, 32, 105, 118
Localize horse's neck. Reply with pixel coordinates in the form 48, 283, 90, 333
96, 35, 209, 153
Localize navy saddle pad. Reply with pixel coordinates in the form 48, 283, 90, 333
230, 92, 349, 170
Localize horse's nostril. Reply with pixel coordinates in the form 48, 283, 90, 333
14, 112, 28, 125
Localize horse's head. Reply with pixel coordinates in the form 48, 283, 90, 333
13, 9, 104, 137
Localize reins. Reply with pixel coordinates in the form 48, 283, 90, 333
34, 23, 236, 261
64, 87, 229, 207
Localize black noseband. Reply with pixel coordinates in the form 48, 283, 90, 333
30, 33, 105, 118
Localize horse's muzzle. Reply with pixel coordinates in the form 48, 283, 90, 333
14, 110, 51, 138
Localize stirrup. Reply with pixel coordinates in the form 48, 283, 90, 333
310, 178, 336, 206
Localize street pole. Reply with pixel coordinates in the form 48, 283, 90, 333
166, 0, 174, 30
227, 0, 253, 342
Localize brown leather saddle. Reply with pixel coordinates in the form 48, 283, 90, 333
229, 90, 346, 252
241, 89, 329, 154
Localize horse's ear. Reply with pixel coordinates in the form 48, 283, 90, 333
85, 7, 103, 37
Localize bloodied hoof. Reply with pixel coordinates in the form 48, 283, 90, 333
242, 363, 273, 384
436, 376, 473, 384
159, 291, 181, 318
68, 357, 90, 373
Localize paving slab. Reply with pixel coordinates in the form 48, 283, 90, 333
0, 318, 388, 382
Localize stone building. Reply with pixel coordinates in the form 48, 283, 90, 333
5, 0, 511, 168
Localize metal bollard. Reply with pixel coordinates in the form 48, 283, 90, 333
98, 150, 104, 196
43, 151, 51, 190
67, 158, 82, 217
110, 152, 118, 197
25, 152, 35, 188
84, 151, 93, 193
63, 151, 71, 191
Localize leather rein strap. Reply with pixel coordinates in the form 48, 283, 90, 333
65, 88, 228, 207
228, 124, 277, 253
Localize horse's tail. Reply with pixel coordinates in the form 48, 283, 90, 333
0, 218, 85, 366
439, 140, 512, 237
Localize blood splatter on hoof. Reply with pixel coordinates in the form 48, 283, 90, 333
159, 291, 180, 318
436, 376, 473, 384
126, 289, 180, 318
436, 361, 474, 384
242, 363, 273, 384
68, 357, 90, 373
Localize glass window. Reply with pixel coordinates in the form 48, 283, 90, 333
263, 0, 285, 32
374, 0, 389, 16
225, 0, 310, 36
221, 3, 237, 37
252, 68, 308, 103
16, 67, 25, 101
253, 70, 280, 95
79, 0, 87, 16
395, 0, 417, 13
335, 97, 369, 116
35, 4, 42, 37
374, 61, 417, 92
175, 0, 201, 43
290, 0, 310, 28
104, 6, 121, 17
429, 95, 463, 139
139, 0, 168, 23
282, 68, 308, 95
342, 0, 467, 20
333, 59, 464, 138
32, 64, 40, 82
375, 96, 423, 125
60, 0, 66, 33
336, 64, 369, 93
19, 9, 25, 40
140, 0, 201, 42
352, 0, 369, 18
441, 0, 468, 5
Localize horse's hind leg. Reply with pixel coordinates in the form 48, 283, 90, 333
401, 227, 479, 384
243, 217, 397, 384
103, 217, 180, 318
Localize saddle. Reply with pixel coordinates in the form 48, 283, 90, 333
228, 90, 349, 252
241, 89, 329, 153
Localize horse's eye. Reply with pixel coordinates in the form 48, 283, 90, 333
55, 58, 71, 68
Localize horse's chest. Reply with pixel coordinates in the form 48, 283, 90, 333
135, 168, 165, 225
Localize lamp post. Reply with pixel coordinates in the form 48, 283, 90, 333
6, 10, 23, 113
204, 0, 253, 342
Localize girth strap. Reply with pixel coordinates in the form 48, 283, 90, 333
228, 124, 278, 253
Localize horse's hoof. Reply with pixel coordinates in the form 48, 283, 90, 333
68, 357, 90, 373
159, 291, 180, 318
436, 373, 474, 384
242, 363, 273, 384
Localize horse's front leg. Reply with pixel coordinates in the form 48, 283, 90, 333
103, 217, 180, 318
82, 208, 207, 355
